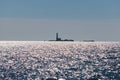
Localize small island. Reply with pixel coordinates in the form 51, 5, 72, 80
49, 33, 74, 41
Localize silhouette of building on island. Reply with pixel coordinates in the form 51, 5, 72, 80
49, 33, 74, 41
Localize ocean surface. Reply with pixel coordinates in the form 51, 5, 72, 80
0, 41, 120, 80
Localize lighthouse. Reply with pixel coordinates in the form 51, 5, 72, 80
56, 33, 61, 41
56, 33, 58, 41
49, 33, 74, 41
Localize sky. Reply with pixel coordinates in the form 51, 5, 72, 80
0, 0, 120, 41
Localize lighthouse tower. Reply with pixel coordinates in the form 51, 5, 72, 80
56, 33, 58, 41
56, 33, 61, 41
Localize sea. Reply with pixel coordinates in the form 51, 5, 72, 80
0, 41, 119, 80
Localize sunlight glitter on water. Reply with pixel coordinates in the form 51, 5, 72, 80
0, 41, 120, 80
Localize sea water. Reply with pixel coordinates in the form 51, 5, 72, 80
0, 41, 119, 80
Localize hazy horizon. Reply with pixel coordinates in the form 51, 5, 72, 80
0, 0, 120, 41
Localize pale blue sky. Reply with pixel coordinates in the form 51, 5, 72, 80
0, 0, 120, 41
